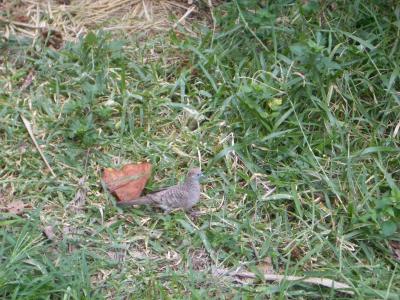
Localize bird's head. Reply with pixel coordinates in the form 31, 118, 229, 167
187, 168, 203, 181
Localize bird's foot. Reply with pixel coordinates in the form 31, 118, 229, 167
188, 210, 203, 218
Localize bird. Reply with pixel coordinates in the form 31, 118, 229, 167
117, 168, 203, 212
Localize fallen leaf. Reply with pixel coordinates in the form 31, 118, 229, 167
102, 162, 152, 202
6, 200, 25, 215
40, 28, 63, 50
43, 225, 56, 241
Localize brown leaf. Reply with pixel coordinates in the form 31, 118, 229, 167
40, 28, 63, 50
102, 162, 152, 202
43, 225, 56, 241
6, 200, 25, 215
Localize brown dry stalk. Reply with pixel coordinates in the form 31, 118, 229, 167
173, 5, 196, 28
0, 16, 43, 29
213, 268, 354, 295
20, 115, 56, 177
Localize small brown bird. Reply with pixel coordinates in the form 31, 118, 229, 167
117, 168, 203, 212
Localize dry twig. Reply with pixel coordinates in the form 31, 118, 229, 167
20, 115, 56, 177
173, 5, 196, 28
212, 268, 354, 295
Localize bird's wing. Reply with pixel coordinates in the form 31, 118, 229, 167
150, 185, 189, 209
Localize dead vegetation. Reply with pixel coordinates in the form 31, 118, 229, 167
0, 0, 211, 43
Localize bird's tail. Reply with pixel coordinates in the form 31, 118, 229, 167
116, 196, 154, 207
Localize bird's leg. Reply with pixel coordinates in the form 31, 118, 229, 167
163, 208, 172, 215
188, 209, 202, 218
163, 207, 187, 215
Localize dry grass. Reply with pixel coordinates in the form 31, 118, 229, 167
0, 0, 210, 43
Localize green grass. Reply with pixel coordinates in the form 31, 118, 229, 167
1, 0, 400, 298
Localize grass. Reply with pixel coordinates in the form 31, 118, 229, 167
1, 0, 400, 298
